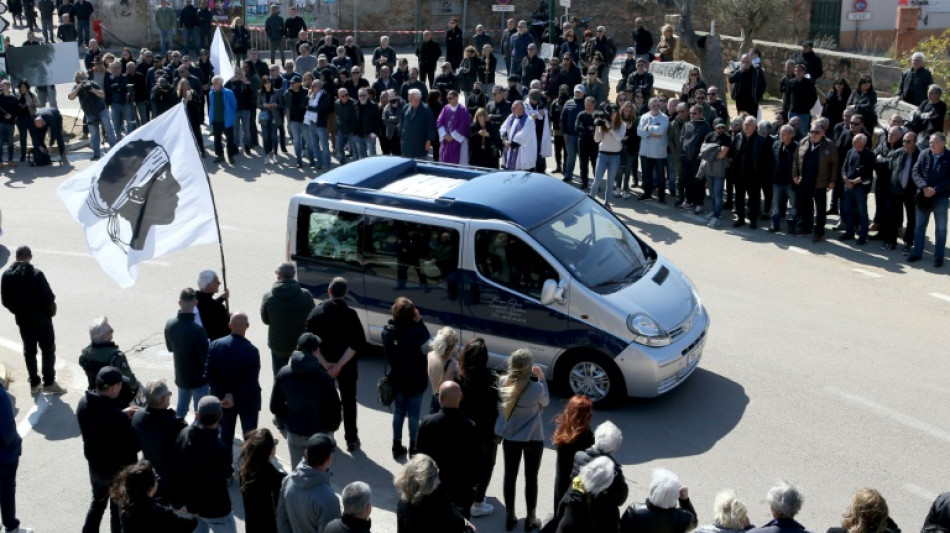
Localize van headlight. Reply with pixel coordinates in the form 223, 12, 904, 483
627, 314, 671, 347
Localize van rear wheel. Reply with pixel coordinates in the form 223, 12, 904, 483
559, 351, 625, 406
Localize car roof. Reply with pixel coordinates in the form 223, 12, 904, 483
303, 156, 586, 230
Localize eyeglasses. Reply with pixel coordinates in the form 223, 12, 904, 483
689, 111, 700, 115
809, 130, 822, 134
850, 121, 862, 125
903, 139, 915, 144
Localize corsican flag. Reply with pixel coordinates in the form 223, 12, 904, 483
57, 102, 220, 288
210, 26, 235, 82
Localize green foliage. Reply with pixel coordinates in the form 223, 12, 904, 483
899, 30, 950, 106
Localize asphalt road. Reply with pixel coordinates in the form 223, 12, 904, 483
0, 20, 948, 533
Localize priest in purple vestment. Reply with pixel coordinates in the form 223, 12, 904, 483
436, 90, 472, 165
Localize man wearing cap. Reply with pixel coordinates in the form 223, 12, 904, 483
271, 333, 342, 468
415, 31, 442, 88
165, 288, 210, 418
1, 246, 65, 395
175, 396, 237, 532
77, 367, 140, 533
276, 433, 341, 533
306, 277, 366, 452
794, 41, 823, 81
131, 380, 187, 502
626, 58, 654, 101
79, 316, 140, 408
206, 312, 262, 459
560, 84, 586, 184
261, 262, 315, 376
521, 43, 545, 94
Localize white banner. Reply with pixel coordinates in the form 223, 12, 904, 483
57, 103, 220, 288
210, 26, 235, 82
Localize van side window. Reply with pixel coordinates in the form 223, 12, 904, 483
474, 230, 558, 300
295, 206, 362, 265
363, 217, 459, 286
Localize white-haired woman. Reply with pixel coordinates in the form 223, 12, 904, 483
548, 455, 621, 533
696, 490, 752, 533
426, 326, 459, 414
79, 316, 140, 408
495, 349, 549, 531
571, 421, 628, 511
395, 453, 473, 533
620, 468, 697, 533
744, 481, 805, 533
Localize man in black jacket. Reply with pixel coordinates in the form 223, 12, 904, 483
883, 131, 920, 252
416, 382, 478, 518
728, 54, 767, 118
175, 396, 236, 531
283, 7, 306, 55
164, 288, 209, 418
334, 88, 358, 164
520, 43, 545, 93
206, 312, 261, 461
559, 85, 585, 184
196, 2, 213, 50
131, 380, 187, 502
681, 105, 713, 213
354, 88, 381, 158
179, 0, 198, 55
782, 63, 818, 136
416, 30, 442, 88
732, 116, 774, 229
771, 125, 800, 233
1, 246, 65, 395
270, 333, 342, 468
306, 277, 366, 452
631, 18, 653, 64
894, 52, 934, 107
196, 269, 230, 341
77, 367, 140, 533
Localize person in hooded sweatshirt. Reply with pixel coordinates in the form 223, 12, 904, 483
270, 333, 342, 468
174, 396, 237, 532
276, 433, 342, 533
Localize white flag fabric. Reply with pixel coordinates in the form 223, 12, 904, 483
210, 26, 235, 82
57, 103, 220, 288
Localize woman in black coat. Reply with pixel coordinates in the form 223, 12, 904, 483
111, 460, 198, 533
848, 75, 878, 131
395, 454, 472, 533
445, 18, 464, 70
469, 108, 503, 169
551, 395, 594, 513
240, 429, 285, 533
455, 338, 500, 517
178, 79, 206, 157
382, 297, 431, 459
230, 17, 251, 65
821, 78, 852, 134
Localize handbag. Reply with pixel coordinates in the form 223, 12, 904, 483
258, 109, 271, 122
377, 363, 395, 410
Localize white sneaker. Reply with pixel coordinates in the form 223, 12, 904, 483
708, 217, 721, 228
703, 212, 715, 220
9, 526, 35, 533
471, 502, 495, 517
622, 191, 630, 199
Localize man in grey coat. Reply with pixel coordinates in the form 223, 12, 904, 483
277, 433, 341, 533
261, 262, 315, 376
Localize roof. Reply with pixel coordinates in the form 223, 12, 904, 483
303, 157, 586, 230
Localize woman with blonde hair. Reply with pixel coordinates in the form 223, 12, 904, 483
826, 489, 899, 533
395, 453, 473, 533
426, 326, 459, 413
230, 17, 251, 65
657, 25, 676, 62
495, 348, 549, 531
695, 490, 752, 533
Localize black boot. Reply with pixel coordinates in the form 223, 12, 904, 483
408, 440, 417, 457
392, 440, 407, 459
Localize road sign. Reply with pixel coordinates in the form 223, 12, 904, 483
853, 0, 868, 11
496, 0, 511, 5
492, 4, 515, 11
559, 0, 571, 7
847, 11, 872, 20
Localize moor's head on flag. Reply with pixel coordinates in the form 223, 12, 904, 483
85, 140, 181, 252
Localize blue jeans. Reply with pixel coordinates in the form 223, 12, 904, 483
182, 28, 198, 55
707, 175, 726, 218
352, 135, 373, 160
913, 196, 949, 260
261, 119, 278, 154
159, 29, 174, 55
0, 461, 20, 531
772, 183, 797, 230
41, 16, 54, 42
219, 408, 259, 460
790, 112, 811, 137
641, 156, 668, 198
234, 110, 251, 148
194, 513, 237, 533
89, 110, 117, 157
666, 152, 678, 196
618, 150, 635, 189
289, 121, 310, 164
78, 20, 90, 45
110, 103, 132, 136
392, 392, 424, 443
842, 185, 869, 238
176, 384, 210, 418
336, 131, 354, 164
563, 134, 578, 181
591, 151, 620, 206
307, 124, 328, 166
0, 123, 14, 163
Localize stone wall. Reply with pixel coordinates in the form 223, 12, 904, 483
676, 32, 897, 96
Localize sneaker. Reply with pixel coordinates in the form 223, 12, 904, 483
732, 220, 746, 228
704, 212, 715, 220
346, 437, 361, 451
813, 234, 824, 243
838, 233, 855, 241
693, 206, 702, 214
42, 382, 67, 395
637, 194, 653, 201
707, 217, 721, 228
392, 441, 408, 459
8, 526, 34, 533
680, 202, 694, 210
622, 191, 630, 199
30, 383, 42, 395
471, 502, 495, 517
90, 154, 101, 161
612, 188, 620, 198
749, 221, 758, 230
935, 257, 945, 268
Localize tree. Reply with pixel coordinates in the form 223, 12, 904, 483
672, 0, 725, 93
704, 0, 794, 55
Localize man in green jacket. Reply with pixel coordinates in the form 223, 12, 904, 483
79, 316, 140, 408
154, 0, 175, 56
260, 262, 315, 376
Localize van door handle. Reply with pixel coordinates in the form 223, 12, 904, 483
470, 284, 480, 304
447, 281, 458, 301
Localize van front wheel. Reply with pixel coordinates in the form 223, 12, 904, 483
559, 352, 625, 406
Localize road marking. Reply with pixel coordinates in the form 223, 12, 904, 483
930, 292, 950, 303
32, 248, 170, 267
852, 268, 883, 278
904, 483, 940, 502
787, 246, 810, 255
826, 387, 950, 444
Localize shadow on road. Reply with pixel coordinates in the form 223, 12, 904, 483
0, 246, 10, 270
31, 395, 81, 441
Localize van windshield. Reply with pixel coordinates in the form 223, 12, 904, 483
530, 198, 649, 292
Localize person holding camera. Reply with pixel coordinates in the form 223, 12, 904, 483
589, 102, 626, 209
150, 74, 178, 118
69, 70, 116, 161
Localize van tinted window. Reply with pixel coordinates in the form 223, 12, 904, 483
296, 206, 362, 266
364, 217, 459, 285
474, 230, 558, 300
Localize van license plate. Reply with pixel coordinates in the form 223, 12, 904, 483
687, 341, 704, 365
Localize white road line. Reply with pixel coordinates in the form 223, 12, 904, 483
930, 292, 950, 303
31, 248, 171, 267
0, 337, 20, 353
826, 387, 950, 444
787, 246, 810, 255
904, 483, 940, 502
852, 268, 883, 279
16, 399, 49, 439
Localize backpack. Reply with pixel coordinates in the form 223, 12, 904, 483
28, 147, 52, 167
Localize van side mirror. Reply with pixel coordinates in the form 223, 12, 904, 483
540, 279, 561, 305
